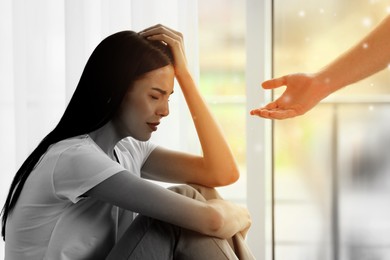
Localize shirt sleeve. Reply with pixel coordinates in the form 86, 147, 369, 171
119, 137, 157, 167
139, 140, 158, 165
53, 143, 125, 203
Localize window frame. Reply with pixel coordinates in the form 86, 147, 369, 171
245, 0, 274, 259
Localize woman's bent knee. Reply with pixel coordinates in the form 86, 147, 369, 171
168, 184, 222, 201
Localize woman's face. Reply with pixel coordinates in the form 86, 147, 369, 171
114, 65, 175, 141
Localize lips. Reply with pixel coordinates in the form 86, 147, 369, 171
147, 122, 160, 131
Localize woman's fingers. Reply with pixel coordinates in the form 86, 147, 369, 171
140, 24, 188, 74
139, 24, 185, 55
139, 24, 183, 45
146, 33, 187, 64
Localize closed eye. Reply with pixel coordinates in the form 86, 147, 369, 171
150, 88, 173, 102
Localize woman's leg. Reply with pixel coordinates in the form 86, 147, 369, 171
107, 213, 238, 260
184, 185, 255, 260
106, 214, 178, 260
106, 185, 253, 260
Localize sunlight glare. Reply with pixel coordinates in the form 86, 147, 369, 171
362, 17, 372, 27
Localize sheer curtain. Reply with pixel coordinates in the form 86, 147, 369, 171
0, 0, 198, 257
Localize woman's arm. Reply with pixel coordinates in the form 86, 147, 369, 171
85, 170, 250, 239
139, 25, 239, 187
251, 15, 390, 119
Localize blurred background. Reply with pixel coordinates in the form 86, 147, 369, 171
272, 1, 390, 259
1, 0, 390, 259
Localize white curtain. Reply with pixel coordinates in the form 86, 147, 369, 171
0, 0, 198, 257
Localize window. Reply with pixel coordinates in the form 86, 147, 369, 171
198, 0, 247, 203
198, 1, 273, 259
273, 1, 390, 259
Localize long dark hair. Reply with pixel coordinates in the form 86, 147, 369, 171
1, 30, 174, 240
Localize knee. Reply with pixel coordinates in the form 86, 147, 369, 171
168, 184, 207, 201
168, 184, 222, 201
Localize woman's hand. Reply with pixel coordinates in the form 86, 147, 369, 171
206, 199, 252, 239
139, 24, 189, 78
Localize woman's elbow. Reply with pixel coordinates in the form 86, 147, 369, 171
229, 166, 240, 184
215, 164, 240, 186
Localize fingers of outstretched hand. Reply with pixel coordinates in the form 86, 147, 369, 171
261, 76, 287, 90
249, 101, 278, 116
250, 108, 297, 119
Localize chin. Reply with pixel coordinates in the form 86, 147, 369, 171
132, 134, 152, 142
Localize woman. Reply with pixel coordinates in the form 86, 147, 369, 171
2, 25, 254, 259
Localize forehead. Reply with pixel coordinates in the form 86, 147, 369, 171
130, 65, 175, 94
134, 65, 175, 90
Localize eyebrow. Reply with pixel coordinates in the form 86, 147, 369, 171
151, 87, 174, 95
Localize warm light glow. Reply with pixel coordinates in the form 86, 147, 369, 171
362, 17, 372, 27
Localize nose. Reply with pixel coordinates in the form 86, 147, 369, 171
157, 101, 169, 117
